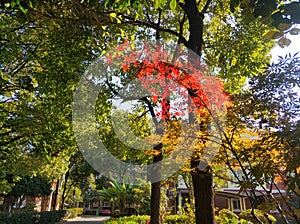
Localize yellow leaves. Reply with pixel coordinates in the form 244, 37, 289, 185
144, 133, 162, 146
145, 149, 161, 156
196, 109, 210, 122
273, 174, 285, 184
222, 125, 290, 183
109, 12, 122, 24
231, 57, 237, 66
109, 12, 117, 19
144, 120, 183, 155
181, 167, 193, 172
31, 77, 38, 88
120, 29, 126, 38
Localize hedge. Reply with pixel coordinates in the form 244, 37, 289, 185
0, 208, 83, 224
104, 214, 191, 224
103, 210, 276, 224
104, 215, 150, 224
164, 214, 190, 224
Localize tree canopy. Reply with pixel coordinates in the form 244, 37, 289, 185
1, 0, 299, 223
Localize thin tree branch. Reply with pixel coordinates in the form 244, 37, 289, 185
123, 15, 189, 47
201, 0, 213, 14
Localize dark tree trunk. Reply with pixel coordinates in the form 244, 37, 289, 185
2, 192, 13, 212
183, 0, 204, 56
191, 159, 215, 224
150, 180, 160, 224
150, 150, 163, 224
60, 170, 69, 210
52, 179, 60, 211
148, 97, 167, 224
179, 0, 215, 223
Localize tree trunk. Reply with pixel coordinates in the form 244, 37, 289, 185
150, 181, 161, 224
184, 0, 205, 56
110, 201, 115, 217
60, 170, 70, 210
52, 179, 60, 211
150, 149, 163, 224
179, 0, 215, 223
2, 192, 13, 212
191, 159, 215, 224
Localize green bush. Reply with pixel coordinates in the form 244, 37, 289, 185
104, 215, 150, 224
176, 200, 195, 223
239, 209, 276, 224
64, 207, 84, 219
0, 210, 67, 224
25, 201, 36, 211
164, 214, 189, 224
2, 211, 40, 224
218, 209, 239, 219
104, 214, 192, 224
39, 210, 67, 223
216, 209, 240, 224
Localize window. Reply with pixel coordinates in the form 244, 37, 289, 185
231, 198, 241, 212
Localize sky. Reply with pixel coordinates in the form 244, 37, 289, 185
271, 31, 300, 62
271, 30, 300, 123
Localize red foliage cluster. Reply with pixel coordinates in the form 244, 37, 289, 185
106, 40, 229, 120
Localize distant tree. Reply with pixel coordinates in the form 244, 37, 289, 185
2, 175, 51, 211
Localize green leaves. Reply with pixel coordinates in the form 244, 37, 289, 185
12, 176, 52, 197
290, 27, 300, 35
263, 30, 283, 40
3, 0, 29, 13
231, 0, 300, 41
249, 52, 300, 131
278, 37, 291, 48
0, 1, 109, 184
204, 10, 273, 93
169, 0, 177, 11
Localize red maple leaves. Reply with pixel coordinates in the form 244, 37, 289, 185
106, 40, 229, 121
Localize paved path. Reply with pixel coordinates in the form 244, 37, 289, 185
59, 215, 110, 224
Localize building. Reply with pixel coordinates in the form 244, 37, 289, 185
175, 172, 288, 216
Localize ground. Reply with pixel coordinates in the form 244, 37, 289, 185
59, 215, 110, 224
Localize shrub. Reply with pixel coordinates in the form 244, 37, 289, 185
239, 209, 276, 223
105, 214, 194, 224
216, 209, 240, 224
25, 201, 36, 211
218, 209, 239, 219
0, 210, 67, 224
64, 207, 84, 219
39, 210, 67, 223
165, 214, 190, 224
104, 215, 150, 224
5, 211, 39, 224
176, 200, 195, 223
